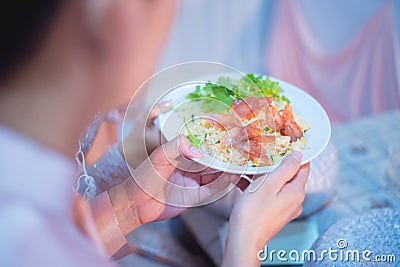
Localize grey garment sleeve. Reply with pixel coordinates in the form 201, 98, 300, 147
76, 144, 131, 199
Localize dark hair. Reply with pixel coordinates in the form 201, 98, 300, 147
0, 1, 65, 82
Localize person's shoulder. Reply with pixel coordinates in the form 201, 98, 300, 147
0, 202, 46, 239
0, 203, 48, 265
0, 203, 110, 267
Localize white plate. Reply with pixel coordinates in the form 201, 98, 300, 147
156, 78, 331, 175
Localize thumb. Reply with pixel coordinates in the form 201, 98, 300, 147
158, 135, 202, 164
268, 151, 303, 193
144, 135, 202, 179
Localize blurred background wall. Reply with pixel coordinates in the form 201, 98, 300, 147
157, 0, 400, 122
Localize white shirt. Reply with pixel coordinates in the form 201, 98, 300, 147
0, 126, 111, 266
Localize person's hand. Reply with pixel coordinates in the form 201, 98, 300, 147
109, 134, 236, 235
119, 101, 171, 168
222, 152, 310, 267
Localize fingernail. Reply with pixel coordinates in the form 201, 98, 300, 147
289, 151, 302, 163
159, 100, 172, 112
190, 146, 202, 158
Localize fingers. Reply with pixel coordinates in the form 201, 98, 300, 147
177, 135, 202, 158
148, 101, 172, 122
144, 126, 162, 154
132, 136, 205, 206
278, 163, 310, 211
160, 170, 236, 207
200, 171, 222, 185
195, 172, 238, 204
157, 135, 202, 165
268, 151, 303, 192
287, 163, 310, 189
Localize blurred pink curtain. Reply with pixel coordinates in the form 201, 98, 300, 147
266, 1, 400, 122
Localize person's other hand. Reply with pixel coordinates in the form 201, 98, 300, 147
110, 134, 236, 235
222, 152, 310, 267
